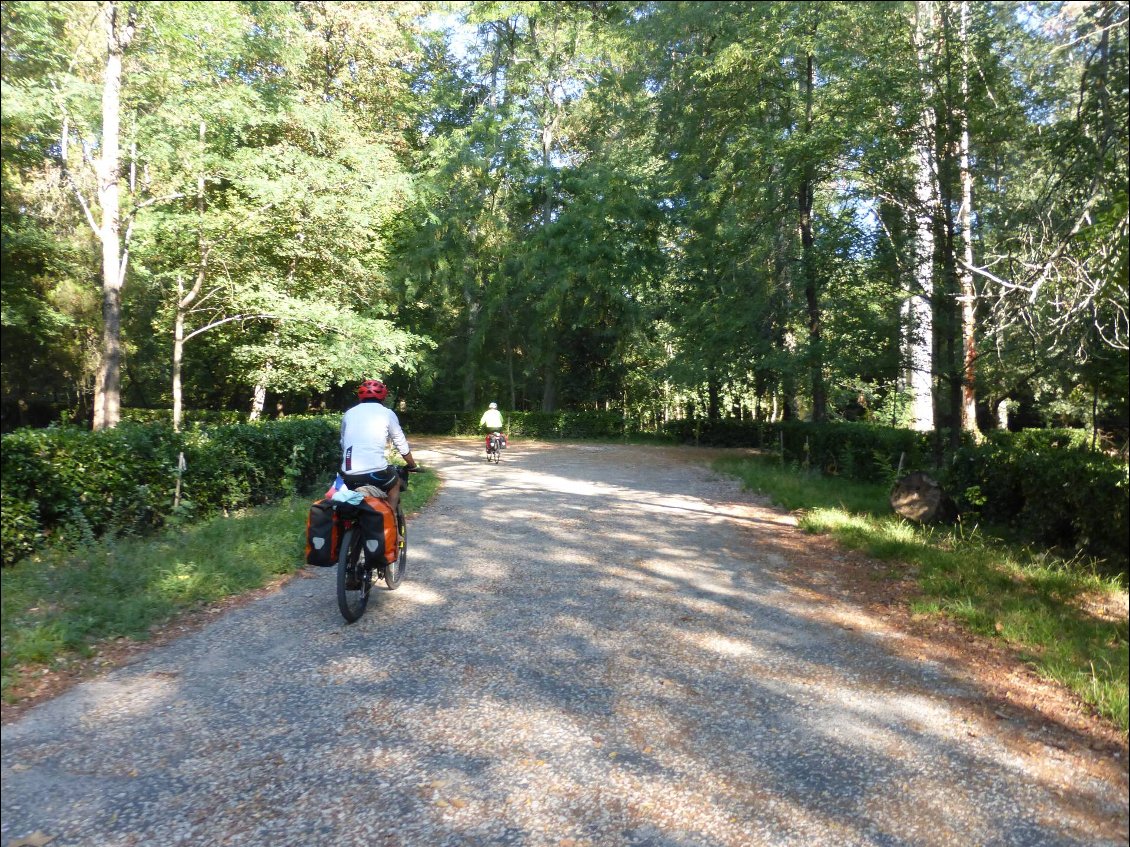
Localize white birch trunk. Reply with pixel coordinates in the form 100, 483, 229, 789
172, 284, 186, 431
172, 121, 207, 433
905, 0, 937, 432
249, 381, 268, 421
93, 1, 131, 430
249, 346, 275, 422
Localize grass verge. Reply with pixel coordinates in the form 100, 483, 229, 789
1, 469, 441, 703
714, 455, 1129, 734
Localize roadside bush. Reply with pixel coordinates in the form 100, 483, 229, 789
662, 419, 936, 484
984, 427, 1092, 451
1, 423, 173, 563
782, 422, 947, 485
0, 417, 340, 566
662, 419, 776, 447
398, 410, 480, 435
662, 417, 1125, 573
509, 410, 627, 438
946, 434, 1129, 574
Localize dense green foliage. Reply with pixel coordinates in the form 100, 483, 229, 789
0, 416, 340, 565
2, 1, 1125, 439
947, 432, 1130, 569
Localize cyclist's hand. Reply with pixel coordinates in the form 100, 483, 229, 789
407, 465, 424, 473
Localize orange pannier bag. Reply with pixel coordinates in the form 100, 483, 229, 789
356, 495, 397, 565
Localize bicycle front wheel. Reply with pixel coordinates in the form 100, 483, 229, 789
337, 527, 372, 623
384, 509, 407, 590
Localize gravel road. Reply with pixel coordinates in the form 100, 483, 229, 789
2, 438, 1127, 847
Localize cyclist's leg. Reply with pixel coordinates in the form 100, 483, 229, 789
385, 476, 402, 515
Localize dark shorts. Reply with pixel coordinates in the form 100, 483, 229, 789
342, 467, 399, 492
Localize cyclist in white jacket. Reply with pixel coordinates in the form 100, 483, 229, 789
340, 379, 417, 514
479, 401, 504, 453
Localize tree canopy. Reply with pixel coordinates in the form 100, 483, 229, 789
2, 0, 1126, 440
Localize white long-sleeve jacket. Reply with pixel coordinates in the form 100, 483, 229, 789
340, 402, 410, 474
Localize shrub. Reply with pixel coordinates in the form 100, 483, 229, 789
946, 433, 1129, 573
1, 417, 340, 566
662, 419, 777, 447
779, 422, 943, 485
662, 419, 937, 484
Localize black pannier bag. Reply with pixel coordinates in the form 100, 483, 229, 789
305, 499, 339, 567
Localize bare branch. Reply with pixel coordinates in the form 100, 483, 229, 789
57, 114, 101, 237
183, 314, 282, 343
958, 258, 1031, 293
182, 312, 337, 344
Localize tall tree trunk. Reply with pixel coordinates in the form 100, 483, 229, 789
504, 301, 517, 412
799, 49, 827, 423
173, 121, 207, 432
541, 353, 557, 413
171, 281, 188, 431
249, 340, 275, 421
781, 329, 799, 421
92, 1, 135, 431
538, 102, 560, 410
905, 0, 937, 432
769, 209, 798, 422
957, 0, 981, 439
461, 269, 482, 412
249, 383, 267, 421
938, 206, 963, 442
707, 371, 721, 422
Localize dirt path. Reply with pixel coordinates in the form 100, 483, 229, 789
2, 438, 1126, 847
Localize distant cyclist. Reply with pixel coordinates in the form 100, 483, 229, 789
479, 401, 504, 454
340, 379, 418, 515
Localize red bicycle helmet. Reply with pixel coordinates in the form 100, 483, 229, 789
357, 379, 388, 401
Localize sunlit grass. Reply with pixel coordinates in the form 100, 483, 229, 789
2, 472, 441, 703
714, 456, 1129, 734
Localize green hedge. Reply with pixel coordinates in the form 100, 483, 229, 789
1, 417, 340, 566
661, 418, 778, 448
660, 419, 941, 483
398, 409, 634, 439
5, 411, 1124, 574
945, 432, 1129, 571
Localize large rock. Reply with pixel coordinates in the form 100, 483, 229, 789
890, 471, 957, 524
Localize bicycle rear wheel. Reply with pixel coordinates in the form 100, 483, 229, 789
384, 509, 407, 590
337, 527, 372, 622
